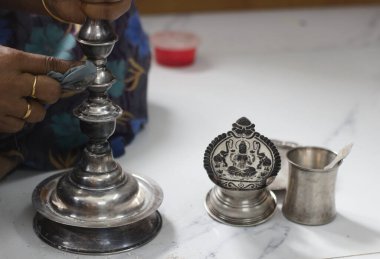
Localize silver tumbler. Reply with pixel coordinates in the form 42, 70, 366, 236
282, 146, 341, 225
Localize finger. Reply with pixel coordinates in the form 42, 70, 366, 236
25, 100, 47, 123
15, 74, 62, 104
0, 116, 25, 133
6, 99, 47, 123
17, 51, 81, 74
81, 0, 132, 21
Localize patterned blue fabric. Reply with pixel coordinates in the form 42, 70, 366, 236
0, 4, 150, 170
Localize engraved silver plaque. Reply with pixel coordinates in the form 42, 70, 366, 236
204, 117, 281, 226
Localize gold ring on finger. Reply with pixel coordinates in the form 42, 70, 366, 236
23, 101, 32, 120
31, 76, 38, 99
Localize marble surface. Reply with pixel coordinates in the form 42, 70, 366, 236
1, 5, 380, 259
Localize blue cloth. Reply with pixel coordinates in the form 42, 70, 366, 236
47, 61, 97, 90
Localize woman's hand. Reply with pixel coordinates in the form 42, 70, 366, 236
0, 46, 78, 133
45, 0, 132, 24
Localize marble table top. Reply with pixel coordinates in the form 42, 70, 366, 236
1, 5, 380, 259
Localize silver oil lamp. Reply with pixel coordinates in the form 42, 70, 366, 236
204, 117, 281, 226
32, 1, 163, 254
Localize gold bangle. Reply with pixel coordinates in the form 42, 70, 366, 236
41, 0, 71, 24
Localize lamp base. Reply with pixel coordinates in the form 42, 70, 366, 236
33, 211, 162, 255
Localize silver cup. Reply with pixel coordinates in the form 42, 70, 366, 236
282, 146, 341, 225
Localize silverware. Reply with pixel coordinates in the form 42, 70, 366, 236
324, 143, 353, 170
32, 3, 163, 254
270, 140, 299, 190
204, 117, 281, 226
282, 146, 341, 225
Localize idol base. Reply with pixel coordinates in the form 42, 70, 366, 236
205, 186, 277, 226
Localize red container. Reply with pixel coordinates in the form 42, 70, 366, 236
151, 31, 199, 67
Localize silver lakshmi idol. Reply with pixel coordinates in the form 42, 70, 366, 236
32, 0, 163, 254
204, 117, 281, 226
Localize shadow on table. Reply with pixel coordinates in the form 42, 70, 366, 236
131, 213, 177, 258
156, 55, 212, 74
323, 213, 380, 244
180, 56, 212, 73
278, 212, 380, 258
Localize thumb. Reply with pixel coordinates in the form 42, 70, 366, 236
18, 51, 82, 74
